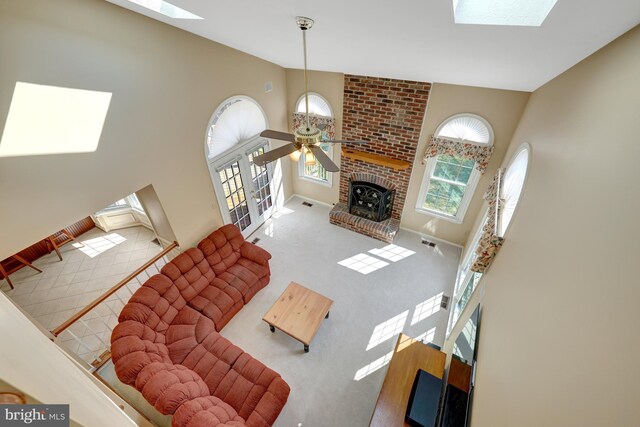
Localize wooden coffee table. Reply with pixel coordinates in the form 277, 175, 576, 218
262, 282, 333, 353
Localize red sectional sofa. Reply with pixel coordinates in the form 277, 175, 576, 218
110, 225, 289, 427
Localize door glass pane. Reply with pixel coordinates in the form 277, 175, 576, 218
218, 161, 251, 231
247, 145, 273, 216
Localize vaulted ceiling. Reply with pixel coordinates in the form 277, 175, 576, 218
105, 0, 640, 91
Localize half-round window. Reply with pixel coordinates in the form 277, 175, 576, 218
295, 93, 333, 118
499, 143, 530, 236
206, 96, 267, 159
435, 113, 494, 146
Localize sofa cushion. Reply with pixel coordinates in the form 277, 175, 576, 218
111, 320, 171, 386
188, 278, 244, 331
176, 330, 285, 421
136, 362, 210, 415
118, 273, 186, 334
161, 248, 215, 303
173, 396, 245, 427
165, 306, 218, 365
236, 258, 269, 280
198, 225, 245, 275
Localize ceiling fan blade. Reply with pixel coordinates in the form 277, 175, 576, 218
308, 145, 340, 172
260, 129, 296, 142
252, 144, 298, 166
323, 140, 369, 144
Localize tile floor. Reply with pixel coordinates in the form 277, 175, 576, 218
0, 226, 162, 362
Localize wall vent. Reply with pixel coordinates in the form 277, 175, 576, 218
302, 201, 313, 207
251, 237, 261, 244
421, 237, 436, 248
441, 295, 450, 310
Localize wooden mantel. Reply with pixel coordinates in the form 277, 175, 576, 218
341, 148, 411, 171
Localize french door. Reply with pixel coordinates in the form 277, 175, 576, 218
209, 138, 275, 237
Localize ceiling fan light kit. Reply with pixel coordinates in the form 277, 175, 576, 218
252, 16, 367, 172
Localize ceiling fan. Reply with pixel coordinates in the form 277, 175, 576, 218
252, 16, 366, 172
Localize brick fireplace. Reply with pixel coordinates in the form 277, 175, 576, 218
329, 75, 431, 242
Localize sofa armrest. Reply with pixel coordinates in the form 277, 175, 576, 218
240, 242, 272, 267
244, 376, 290, 427
136, 362, 210, 415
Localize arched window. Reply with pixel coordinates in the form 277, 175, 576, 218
205, 96, 275, 236
294, 92, 334, 186
498, 143, 530, 236
417, 113, 494, 223
206, 96, 267, 159
295, 93, 333, 117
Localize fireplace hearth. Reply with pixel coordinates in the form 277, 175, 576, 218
348, 181, 395, 222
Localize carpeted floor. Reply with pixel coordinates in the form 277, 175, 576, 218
100, 196, 461, 426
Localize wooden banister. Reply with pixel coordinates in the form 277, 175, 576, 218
51, 241, 179, 337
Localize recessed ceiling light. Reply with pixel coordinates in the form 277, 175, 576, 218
453, 0, 557, 27
126, 0, 203, 20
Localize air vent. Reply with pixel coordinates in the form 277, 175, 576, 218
441, 295, 450, 310
302, 201, 313, 207
251, 237, 261, 244
421, 238, 436, 248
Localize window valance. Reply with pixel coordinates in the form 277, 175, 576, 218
292, 113, 335, 140
423, 136, 494, 174
471, 168, 505, 273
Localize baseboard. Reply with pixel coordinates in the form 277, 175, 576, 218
399, 227, 464, 249
288, 194, 335, 208
282, 194, 297, 206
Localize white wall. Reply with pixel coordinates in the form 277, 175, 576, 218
467, 24, 640, 426
0, 294, 137, 427
0, 0, 291, 260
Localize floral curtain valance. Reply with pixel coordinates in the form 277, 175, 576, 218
424, 136, 494, 174
471, 168, 505, 273
292, 113, 335, 141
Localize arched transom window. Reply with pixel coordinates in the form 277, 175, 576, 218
295, 93, 333, 118
499, 143, 530, 236
206, 96, 267, 160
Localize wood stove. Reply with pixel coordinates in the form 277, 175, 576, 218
348, 180, 395, 222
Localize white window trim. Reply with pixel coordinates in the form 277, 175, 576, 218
455, 208, 488, 295
416, 113, 494, 223
446, 208, 488, 337
415, 155, 481, 224
298, 144, 333, 187
295, 91, 334, 187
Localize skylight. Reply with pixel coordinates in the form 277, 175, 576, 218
0, 82, 111, 157
453, 0, 557, 27
126, 0, 203, 20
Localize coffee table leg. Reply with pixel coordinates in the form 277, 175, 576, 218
269, 325, 275, 333
304, 345, 309, 353
325, 311, 330, 319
